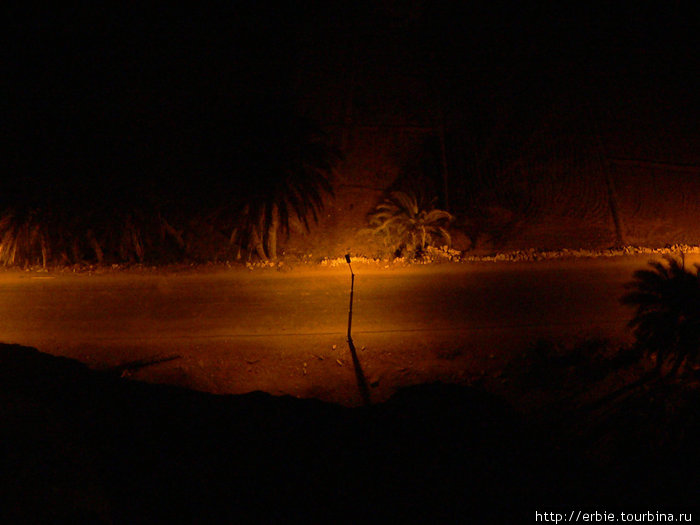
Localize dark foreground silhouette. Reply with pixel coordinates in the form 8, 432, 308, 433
1, 343, 698, 523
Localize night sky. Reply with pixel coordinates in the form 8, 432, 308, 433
3, 2, 697, 208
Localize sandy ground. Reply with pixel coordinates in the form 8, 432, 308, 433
1, 256, 664, 406
2, 257, 700, 522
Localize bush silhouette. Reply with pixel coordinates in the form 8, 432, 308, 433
621, 256, 700, 376
223, 110, 340, 261
366, 190, 453, 258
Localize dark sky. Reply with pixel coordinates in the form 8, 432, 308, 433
3, 2, 697, 203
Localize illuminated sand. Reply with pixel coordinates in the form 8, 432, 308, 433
4, 256, 688, 405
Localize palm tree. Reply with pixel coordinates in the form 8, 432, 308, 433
0, 184, 84, 267
224, 111, 341, 261
81, 205, 185, 265
366, 190, 454, 257
0, 206, 53, 268
0, 184, 185, 267
621, 256, 700, 376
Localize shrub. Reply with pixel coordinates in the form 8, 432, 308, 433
621, 256, 700, 376
366, 190, 454, 257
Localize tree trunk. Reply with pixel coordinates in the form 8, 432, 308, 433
267, 204, 279, 261
438, 118, 450, 212
87, 229, 104, 264
40, 234, 48, 269
250, 226, 267, 261
341, 39, 359, 152
604, 169, 625, 247
435, 88, 450, 212
588, 101, 625, 246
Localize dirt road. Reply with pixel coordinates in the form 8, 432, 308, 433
0, 256, 671, 404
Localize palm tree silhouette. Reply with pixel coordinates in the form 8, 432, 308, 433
621, 256, 700, 376
366, 190, 454, 257
80, 204, 184, 265
0, 183, 85, 268
0, 185, 184, 267
0, 206, 54, 268
225, 110, 340, 261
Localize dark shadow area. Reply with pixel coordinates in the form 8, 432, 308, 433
346, 337, 371, 407
106, 355, 182, 378
2, 343, 699, 523
0, 343, 539, 523
345, 255, 371, 406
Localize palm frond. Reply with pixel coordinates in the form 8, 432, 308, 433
224, 113, 340, 260
0, 207, 54, 267
366, 190, 454, 257
621, 256, 700, 375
